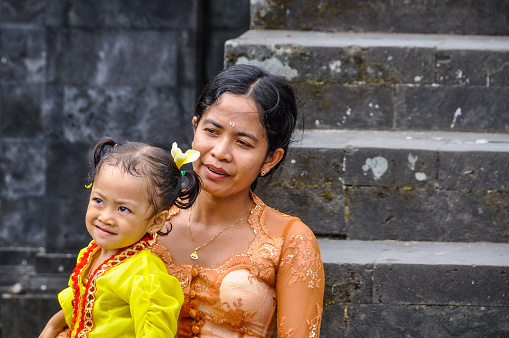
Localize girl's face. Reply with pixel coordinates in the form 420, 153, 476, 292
192, 92, 284, 198
85, 165, 166, 256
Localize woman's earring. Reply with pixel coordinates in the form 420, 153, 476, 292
260, 170, 266, 177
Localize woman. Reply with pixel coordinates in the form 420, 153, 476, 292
47, 64, 324, 338
153, 64, 324, 337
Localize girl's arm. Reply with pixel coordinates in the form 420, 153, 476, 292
129, 257, 184, 337
276, 221, 325, 337
39, 310, 68, 338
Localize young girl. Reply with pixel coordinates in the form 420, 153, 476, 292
39, 137, 200, 338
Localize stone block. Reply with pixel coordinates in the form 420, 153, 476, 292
41, 85, 64, 138
56, 86, 190, 145
206, 0, 250, 30
346, 303, 509, 338
35, 253, 77, 274
177, 87, 199, 146
44, 0, 66, 26
44, 197, 90, 253
0, 84, 43, 137
323, 263, 373, 304
256, 148, 346, 235
205, 30, 246, 83
438, 144, 509, 191
396, 85, 509, 133
0, 247, 40, 266
26, 273, 69, 293
226, 31, 436, 85
343, 147, 437, 188
0, 197, 45, 247
0, 266, 34, 287
0, 294, 61, 338
251, 0, 509, 35
0, 138, 46, 198
45, 141, 90, 198
178, 30, 200, 87
446, 190, 509, 243
295, 83, 394, 130
373, 264, 509, 306
0, 26, 46, 83
0, 0, 47, 24
320, 302, 346, 338
437, 50, 509, 87
63, 0, 198, 29
346, 187, 450, 241
47, 28, 178, 86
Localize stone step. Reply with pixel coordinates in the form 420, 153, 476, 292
0, 247, 41, 266
35, 252, 77, 274
225, 30, 509, 133
251, 0, 509, 36
0, 294, 61, 338
257, 129, 509, 242
318, 239, 509, 337
2, 240, 508, 337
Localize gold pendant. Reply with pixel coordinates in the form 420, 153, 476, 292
190, 250, 198, 260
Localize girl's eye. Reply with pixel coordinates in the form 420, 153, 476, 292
119, 206, 131, 213
94, 198, 103, 205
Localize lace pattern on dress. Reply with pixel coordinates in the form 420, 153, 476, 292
280, 228, 323, 289
153, 193, 323, 338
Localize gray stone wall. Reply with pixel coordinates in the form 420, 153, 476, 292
0, 0, 248, 253
0, 1, 249, 335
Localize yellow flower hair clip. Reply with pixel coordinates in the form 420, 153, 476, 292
171, 142, 200, 169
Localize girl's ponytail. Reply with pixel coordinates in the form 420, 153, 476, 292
92, 137, 117, 167
175, 170, 200, 209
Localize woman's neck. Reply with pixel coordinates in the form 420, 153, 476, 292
192, 190, 254, 225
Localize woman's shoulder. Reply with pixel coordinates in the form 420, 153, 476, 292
252, 193, 313, 239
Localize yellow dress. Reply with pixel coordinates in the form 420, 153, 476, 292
58, 237, 184, 338
152, 193, 325, 338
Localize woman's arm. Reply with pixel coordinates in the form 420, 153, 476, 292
276, 221, 325, 337
38, 310, 68, 338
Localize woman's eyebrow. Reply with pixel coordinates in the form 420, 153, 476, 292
203, 118, 223, 129
203, 118, 260, 143
237, 131, 259, 143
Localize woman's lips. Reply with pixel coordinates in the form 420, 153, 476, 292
206, 165, 228, 177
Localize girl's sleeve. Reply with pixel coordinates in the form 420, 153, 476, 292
57, 287, 74, 327
276, 221, 325, 337
130, 264, 184, 337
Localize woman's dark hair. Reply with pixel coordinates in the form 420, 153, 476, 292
88, 137, 200, 225
193, 64, 298, 190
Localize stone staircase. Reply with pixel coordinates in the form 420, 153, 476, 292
224, 0, 509, 336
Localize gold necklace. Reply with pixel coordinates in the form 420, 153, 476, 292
187, 206, 251, 260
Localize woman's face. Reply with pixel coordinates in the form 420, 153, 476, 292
192, 92, 283, 198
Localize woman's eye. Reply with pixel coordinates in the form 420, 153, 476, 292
119, 206, 131, 213
237, 139, 252, 148
205, 128, 218, 135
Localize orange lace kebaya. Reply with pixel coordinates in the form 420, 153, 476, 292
152, 193, 325, 337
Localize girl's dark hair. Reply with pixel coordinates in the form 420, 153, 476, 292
193, 64, 298, 191
88, 137, 200, 224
